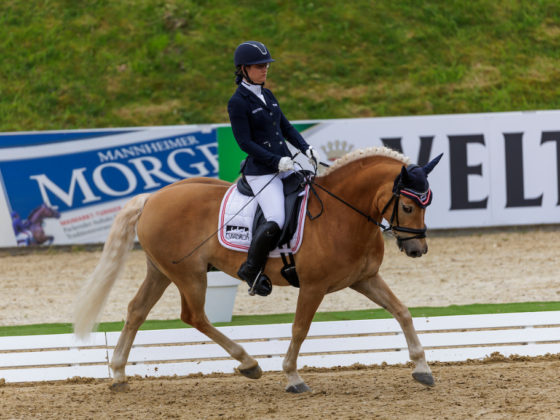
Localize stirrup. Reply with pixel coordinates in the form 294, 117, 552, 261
238, 263, 272, 297
248, 271, 272, 297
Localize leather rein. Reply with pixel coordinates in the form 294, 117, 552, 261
305, 174, 427, 241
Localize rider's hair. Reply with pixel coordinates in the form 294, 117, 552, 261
235, 65, 243, 85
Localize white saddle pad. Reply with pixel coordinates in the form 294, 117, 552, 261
218, 184, 309, 258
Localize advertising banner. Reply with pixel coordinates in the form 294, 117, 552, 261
1, 110, 558, 248
218, 110, 560, 230
0, 126, 218, 247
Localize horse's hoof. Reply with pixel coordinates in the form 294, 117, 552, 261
239, 364, 262, 379
109, 382, 130, 392
286, 382, 311, 393
412, 372, 435, 386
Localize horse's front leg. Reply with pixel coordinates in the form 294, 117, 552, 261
283, 286, 325, 393
351, 273, 434, 386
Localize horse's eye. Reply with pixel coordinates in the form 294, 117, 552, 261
402, 204, 413, 214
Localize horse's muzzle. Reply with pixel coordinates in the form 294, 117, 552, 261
397, 238, 428, 258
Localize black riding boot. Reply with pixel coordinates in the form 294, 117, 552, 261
237, 221, 281, 296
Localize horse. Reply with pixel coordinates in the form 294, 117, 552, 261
73, 146, 442, 393
26, 204, 60, 245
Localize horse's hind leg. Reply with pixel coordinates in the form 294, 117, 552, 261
351, 273, 434, 386
110, 258, 171, 390
177, 273, 262, 379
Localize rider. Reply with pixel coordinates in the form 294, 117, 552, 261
227, 40, 319, 296
11, 211, 32, 246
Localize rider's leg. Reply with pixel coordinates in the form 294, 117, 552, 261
246, 173, 286, 229
239, 174, 285, 295
237, 221, 281, 295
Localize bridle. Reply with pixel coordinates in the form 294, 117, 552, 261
378, 179, 428, 240
305, 171, 428, 241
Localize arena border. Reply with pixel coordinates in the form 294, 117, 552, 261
2, 301, 560, 337
1, 311, 559, 384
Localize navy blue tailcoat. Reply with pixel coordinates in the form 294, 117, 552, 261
227, 84, 310, 175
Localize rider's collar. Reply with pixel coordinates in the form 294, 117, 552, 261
242, 80, 263, 94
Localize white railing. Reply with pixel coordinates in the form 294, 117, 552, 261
1, 311, 559, 383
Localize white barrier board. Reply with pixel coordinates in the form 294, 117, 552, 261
1, 311, 559, 383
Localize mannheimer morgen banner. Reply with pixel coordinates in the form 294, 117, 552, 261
0, 126, 218, 247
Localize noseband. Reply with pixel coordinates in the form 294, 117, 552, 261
307, 173, 428, 241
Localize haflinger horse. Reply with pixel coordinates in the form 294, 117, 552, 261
73, 146, 443, 393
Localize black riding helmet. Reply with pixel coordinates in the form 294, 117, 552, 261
234, 41, 275, 66
234, 41, 275, 85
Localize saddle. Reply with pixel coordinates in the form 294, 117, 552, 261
236, 171, 313, 287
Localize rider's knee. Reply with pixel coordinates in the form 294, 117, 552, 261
267, 214, 285, 231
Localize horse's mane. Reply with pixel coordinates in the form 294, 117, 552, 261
319, 146, 411, 177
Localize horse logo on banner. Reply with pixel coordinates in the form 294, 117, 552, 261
11, 204, 60, 246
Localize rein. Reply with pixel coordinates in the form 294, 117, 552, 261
305, 175, 427, 241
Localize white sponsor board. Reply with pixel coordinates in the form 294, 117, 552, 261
296, 110, 560, 229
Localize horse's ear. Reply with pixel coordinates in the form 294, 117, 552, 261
400, 165, 410, 183
423, 153, 443, 176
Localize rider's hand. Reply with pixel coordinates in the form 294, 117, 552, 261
278, 156, 295, 172
305, 146, 319, 166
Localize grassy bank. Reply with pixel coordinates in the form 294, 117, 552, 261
1, 301, 559, 337
1, 1, 560, 131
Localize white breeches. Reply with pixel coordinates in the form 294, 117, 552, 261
246, 172, 291, 229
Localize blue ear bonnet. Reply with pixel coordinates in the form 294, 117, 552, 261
404, 164, 429, 191
393, 153, 443, 208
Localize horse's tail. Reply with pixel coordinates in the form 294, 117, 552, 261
73, 193, 151, 340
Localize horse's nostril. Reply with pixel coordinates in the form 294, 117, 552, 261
408, 250, 422, 258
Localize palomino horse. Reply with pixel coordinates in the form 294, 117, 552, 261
74, 147, 442, 393
27, 204, 60, 245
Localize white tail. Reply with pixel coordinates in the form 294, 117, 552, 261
73, 194, 151, 339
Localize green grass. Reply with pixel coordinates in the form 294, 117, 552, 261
1, 301, 559, 337
1, 1, 560, 131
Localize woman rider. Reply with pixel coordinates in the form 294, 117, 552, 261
227, 41, 319, 296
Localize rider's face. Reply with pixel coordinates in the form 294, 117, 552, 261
245, 63, 269, 84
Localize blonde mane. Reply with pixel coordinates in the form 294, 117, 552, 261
319, 146, 411, 176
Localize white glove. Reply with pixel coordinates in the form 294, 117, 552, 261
278, 156, 295, 172
306, 146, 319, 166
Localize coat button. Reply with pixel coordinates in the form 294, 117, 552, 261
269, 112, 273, 116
